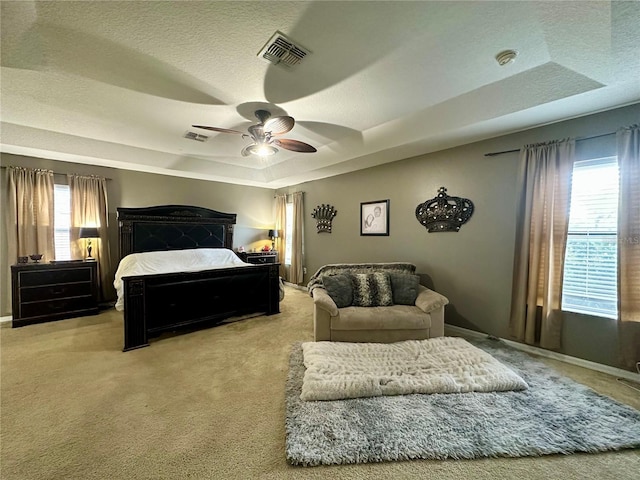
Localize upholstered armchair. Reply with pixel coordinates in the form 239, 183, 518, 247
308, 263, 448, 343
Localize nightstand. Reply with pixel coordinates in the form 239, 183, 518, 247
237, 251, 278, 265
11, 261, 99, 327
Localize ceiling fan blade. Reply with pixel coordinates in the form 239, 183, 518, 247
264, 116, 295, 136
273, 138, 317, 153
241, 144, 255, 157
192, 125, 245, 135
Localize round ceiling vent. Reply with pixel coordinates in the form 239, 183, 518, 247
496, 49, 518, 66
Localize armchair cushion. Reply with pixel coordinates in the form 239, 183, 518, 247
351, 273, 394, 307
388, 273, 420, 305
322, 274, 353, 308
332, 305, 431, 331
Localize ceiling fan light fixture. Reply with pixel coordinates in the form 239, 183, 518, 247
247, 144, 278, 156
194, 109, 316, 157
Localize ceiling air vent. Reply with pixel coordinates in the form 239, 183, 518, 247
257, 31, 310, 69
184, 131, 208, 142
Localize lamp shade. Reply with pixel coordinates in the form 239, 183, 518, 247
268, 229, 279, 238
79, 227, 100, 239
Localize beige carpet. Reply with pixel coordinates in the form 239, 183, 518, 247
1, 286, 639, 480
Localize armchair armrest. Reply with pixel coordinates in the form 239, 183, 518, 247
415, 285, 449, 314
312, 287, 339, 317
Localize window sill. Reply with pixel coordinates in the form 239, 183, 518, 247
562, 309, 617, 321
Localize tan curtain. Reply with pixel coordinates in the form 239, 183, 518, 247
289, 191, 304, 284
4, 167, 54, 319
617, 125, 640, 370
509, 139, 575, 350
68, 174, 113, 301
5, 166, 55, 265
274, 194, 287, 278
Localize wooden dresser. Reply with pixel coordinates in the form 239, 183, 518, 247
11, 261, 99, 327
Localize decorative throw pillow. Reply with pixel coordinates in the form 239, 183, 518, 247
350, 272, 394, 307
388, 273, 420, 305
322, 274, 353, 308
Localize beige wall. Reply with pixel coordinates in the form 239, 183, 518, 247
0, 154, 275, 315
2, 104, 638, 370
279, 103, 640, 370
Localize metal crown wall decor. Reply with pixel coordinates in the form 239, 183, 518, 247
311, 204, 337, 233
415, 187, 474, 232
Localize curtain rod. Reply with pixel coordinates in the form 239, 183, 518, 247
484, 131, 616, 157
0, 165, 112, 180
274, 191, 305, 198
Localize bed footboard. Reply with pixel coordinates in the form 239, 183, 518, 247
123, 264, 280, 351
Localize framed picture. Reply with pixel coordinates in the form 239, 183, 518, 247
360, 199, 390, 236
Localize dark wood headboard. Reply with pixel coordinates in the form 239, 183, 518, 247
117, 205, 236, 259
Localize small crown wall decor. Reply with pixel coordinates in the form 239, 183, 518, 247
415, 187, 474, 232
311, 204, 337, 233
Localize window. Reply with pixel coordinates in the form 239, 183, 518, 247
284, 202, 293, 265
562, 157, 618, 318
54, 184, 71, 260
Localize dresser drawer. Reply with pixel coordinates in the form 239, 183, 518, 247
20, 282, 93, 302
19, 267, 92, 287
20, 296, 97, 319
248, 255, 276, 264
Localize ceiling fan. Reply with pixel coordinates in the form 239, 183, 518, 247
193, 110, 317, 157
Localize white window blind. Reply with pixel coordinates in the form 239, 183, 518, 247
54, 184, 72, 260
285, 202, 293, 265
562, 157, 618, 319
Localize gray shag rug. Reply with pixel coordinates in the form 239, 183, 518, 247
285, 338, 640, 466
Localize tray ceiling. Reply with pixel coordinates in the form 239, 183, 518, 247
1, 1, 639, 188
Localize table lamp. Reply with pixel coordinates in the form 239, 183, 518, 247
268, 229, 279, 251
79, 227, 100, 260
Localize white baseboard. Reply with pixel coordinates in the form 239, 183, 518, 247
0, 315, 13, 324
445, 324, 640, 383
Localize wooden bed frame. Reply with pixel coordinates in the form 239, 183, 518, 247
117, 205, 280, 351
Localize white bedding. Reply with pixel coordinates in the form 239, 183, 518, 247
113, 248, 249, 311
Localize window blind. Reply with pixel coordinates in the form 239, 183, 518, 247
54, 184, 72, 260
562, 157, 618, 319
284, 202, 293, 265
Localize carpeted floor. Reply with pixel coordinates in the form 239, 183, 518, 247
1, 285, 639, 479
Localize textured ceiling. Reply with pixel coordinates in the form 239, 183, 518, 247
1, 1, 639, 188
